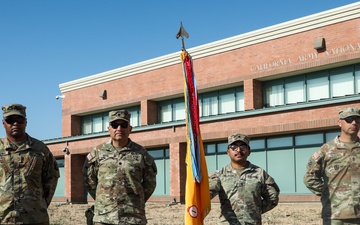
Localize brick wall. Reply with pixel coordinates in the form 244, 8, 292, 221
49, 17, 360, 203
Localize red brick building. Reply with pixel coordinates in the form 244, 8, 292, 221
47, 2, 360, 203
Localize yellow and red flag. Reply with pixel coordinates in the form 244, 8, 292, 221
181, 50, 211, 225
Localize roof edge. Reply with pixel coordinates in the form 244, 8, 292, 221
59, 2, 360, 93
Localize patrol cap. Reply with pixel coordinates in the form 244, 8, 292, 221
2, 104, 27, 118
228, 133, 250, 147
109, 110, 131, 123
339, 106, 360, 119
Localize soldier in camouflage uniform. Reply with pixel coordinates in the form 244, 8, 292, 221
304, 106, 360, 225
0, 104, 60, 225
209, 133, 280, 225
83, 109, 157, 225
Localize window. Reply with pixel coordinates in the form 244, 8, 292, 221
158, 86, 245, 123
173, 99, 186, 121
201, 93, 218, 117
204, 143, 216, 154
295, 133, 323, 146
82, 117, 92, 134
355, 65, 360, 93
148, 148, 169, 159
54, 159, 65, 197
129, 107, 140, 127
326, 131, 338, 142
330, 67, 354, 97
307, 76, 329, 101
102, 114, 109, 131
263, 64, 360, 107
82, 113, 106, 135
203, 142, 228, 155
92, 116, 103, 133
147, 147, 170, 196
217, 143, 228, 153
267, 136, 293, 148
251, 139, 265, 150
200, 86, 244, 117
265, 81, 284, 106
81, 106, 140, 135
219, 89, 235, 114
236, 87, 245, 111
285, 77, 305, 104
159, 101, 172, 122
159, 98, 185, 123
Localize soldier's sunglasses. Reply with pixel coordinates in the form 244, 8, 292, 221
4, 116, 26, 125
228, 144, 248, 151
342, 116, 360, 124
110, 122, 129, 129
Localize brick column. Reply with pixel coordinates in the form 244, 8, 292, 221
244, 79, 263, 110
64, 154, 87, 203
169, 142, 187, 203
140, 100, 158, 125
70, 115, 82, 136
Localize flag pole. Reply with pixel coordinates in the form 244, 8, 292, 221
176, 22, 211, 225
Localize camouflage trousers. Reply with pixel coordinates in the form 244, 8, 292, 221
323, 218, 360, 225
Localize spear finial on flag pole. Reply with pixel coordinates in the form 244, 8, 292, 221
176, 22, 189, 51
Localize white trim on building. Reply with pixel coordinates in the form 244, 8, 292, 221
59, 2, 360, 93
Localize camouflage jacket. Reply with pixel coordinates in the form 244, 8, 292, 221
0, 135, 60, 224
84, 138, 157, 225
209, 162, 280, 225
304, 136, 360, 219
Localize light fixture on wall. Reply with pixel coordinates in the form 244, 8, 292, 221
99, 90, 107, 100
313, 38, 326, 50
55, 95, 65, 100
63, 147, 70, 155
63, 141, 70, 155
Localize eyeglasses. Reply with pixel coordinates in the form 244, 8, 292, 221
110, 122, 129, 129
4, 117, 26, 125
228, 144, 248, 151
342, 116, 360, 124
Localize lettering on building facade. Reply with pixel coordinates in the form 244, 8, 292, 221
250, 43, 360, 72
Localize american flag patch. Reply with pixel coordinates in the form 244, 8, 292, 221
312, 152, 320, 161
86, 153, 94, 161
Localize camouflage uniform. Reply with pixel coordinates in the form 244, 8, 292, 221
0, 135, 60, 224
209, 162, 280, 225
84, 138, 157, 225
304, 135, 360, 221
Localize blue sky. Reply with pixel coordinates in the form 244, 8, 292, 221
0, 0, 358, 140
